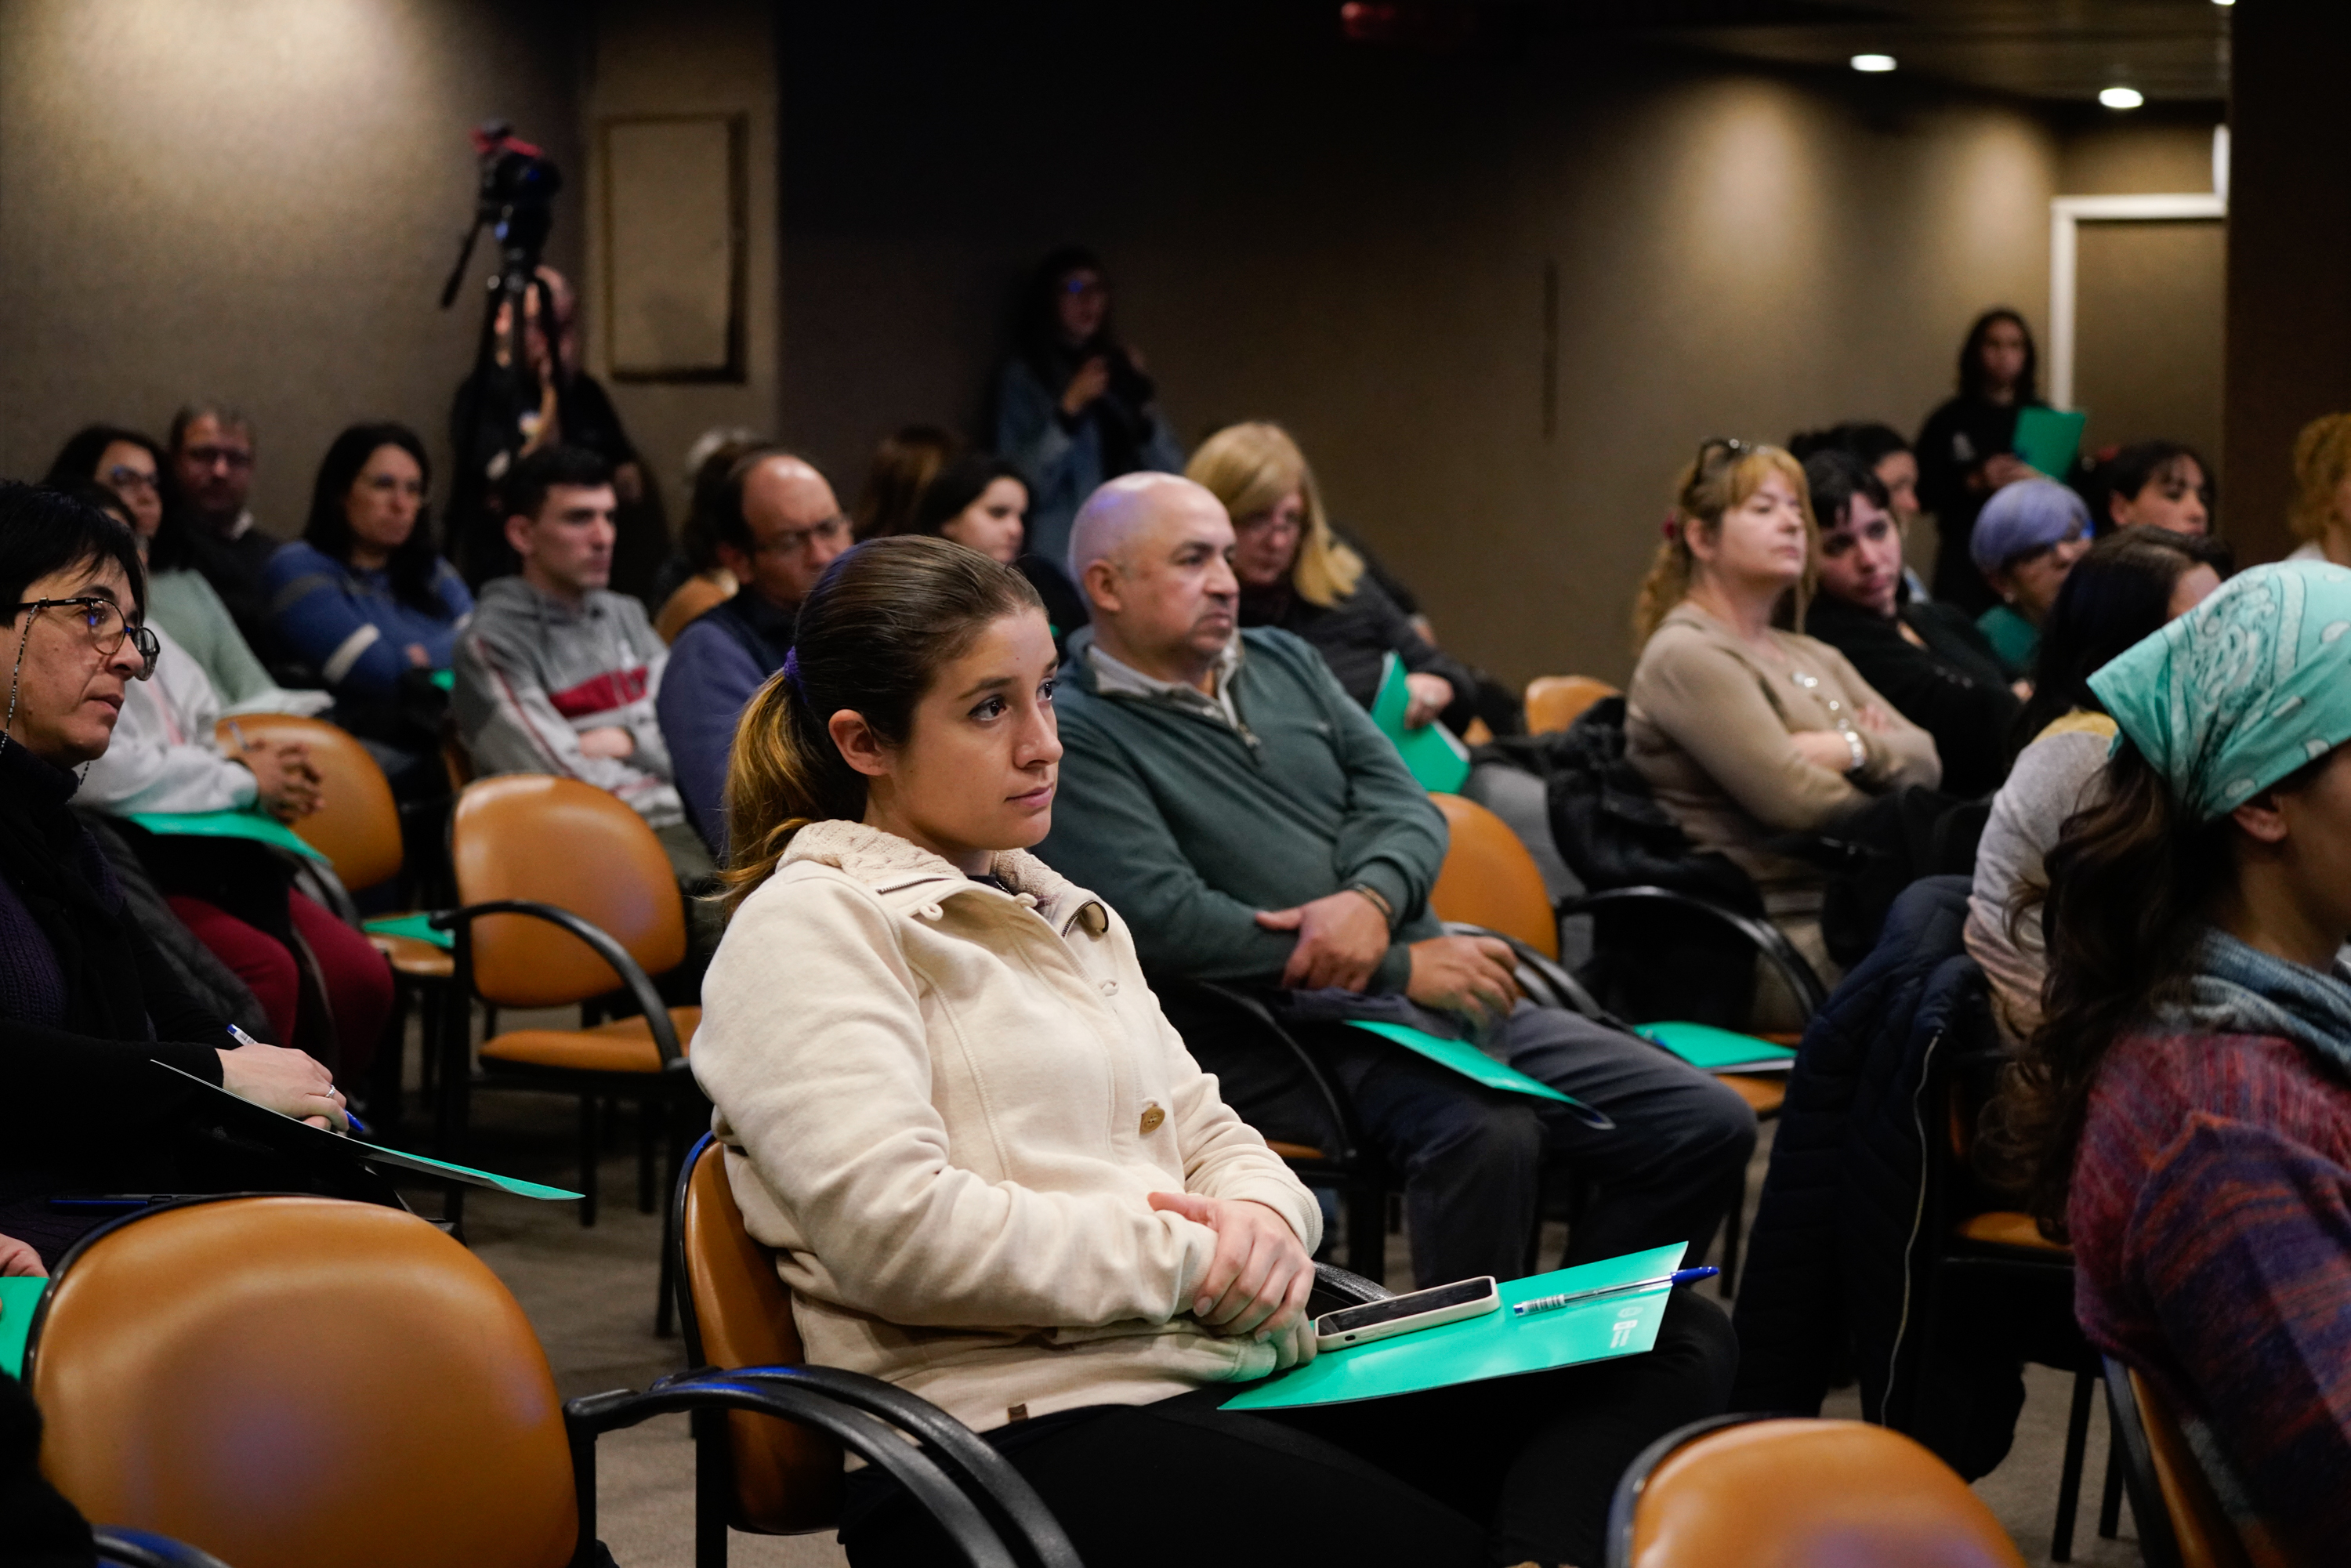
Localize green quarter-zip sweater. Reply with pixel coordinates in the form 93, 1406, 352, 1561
1039, 626, 1447, 994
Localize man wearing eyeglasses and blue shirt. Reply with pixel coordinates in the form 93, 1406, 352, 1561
654, 448, 850, 854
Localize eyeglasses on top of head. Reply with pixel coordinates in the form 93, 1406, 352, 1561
9, 596, 160, 680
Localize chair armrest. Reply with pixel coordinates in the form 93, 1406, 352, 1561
1186, 981, 1369, 1171
93, 1529, 235, 1568
564, 1373, 1032, 1568
708, 1364, 1081, 1568
1309, 1261, 1392, 1313
434, 900, 683, 1064
1559, 886, 1828, 1021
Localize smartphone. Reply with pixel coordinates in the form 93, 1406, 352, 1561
1313, 1275, 1500, 1351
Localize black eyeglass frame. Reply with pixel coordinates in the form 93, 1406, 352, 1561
9, 596, 160, 680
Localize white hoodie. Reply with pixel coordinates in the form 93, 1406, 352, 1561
78, 621, 259, 817
691, 819, 1320, 1437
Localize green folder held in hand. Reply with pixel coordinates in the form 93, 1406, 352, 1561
0, 1276, 42, 1380
1370, 652, 1472, 795
1223, 1243, 1686, 1410
2013, 407, 2086, 480
129, 809, 326, 862
1342, 1021, 1611, 1127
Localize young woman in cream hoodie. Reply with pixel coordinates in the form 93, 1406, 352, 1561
690, 535, 1733, 1568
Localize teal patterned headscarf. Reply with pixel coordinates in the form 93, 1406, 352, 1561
2089, 561, 2351, 821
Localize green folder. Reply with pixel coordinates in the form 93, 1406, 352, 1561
1636, 1020, 1796, 1074
1370, 652, 1472, 795
153, 1061, 582, 1201
429, 668, 455, 693
1223, 1242, 1686, 1410
0, 1276, 42, 1380
2013, 407, 2086, 480
1343, 1019, 1575, 1104
129, 809, 325, 862
363, 912, 455, 951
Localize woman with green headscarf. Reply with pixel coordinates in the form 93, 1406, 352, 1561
2003, 561, 2351, 1555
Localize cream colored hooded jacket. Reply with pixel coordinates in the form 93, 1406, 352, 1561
691, 820, 1322, 1437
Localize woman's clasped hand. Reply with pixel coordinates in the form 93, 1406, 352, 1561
1147, 1190, 1320, 1365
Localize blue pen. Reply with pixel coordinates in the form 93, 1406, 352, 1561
1510, 1266, 1719, 1317
227, 1025, 363, 1134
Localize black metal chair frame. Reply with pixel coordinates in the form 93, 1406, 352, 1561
665, 1131, 1389, 1566
431, 898, 703, 1334
35, 1194, 1062, 1568
1557, 885, 1830, 1022
2099, 1355, 2183, 1568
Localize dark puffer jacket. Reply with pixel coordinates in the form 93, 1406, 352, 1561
1730, 875, 2038, 1479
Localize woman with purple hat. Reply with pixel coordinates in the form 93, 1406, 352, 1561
1970, 476, 2091, 679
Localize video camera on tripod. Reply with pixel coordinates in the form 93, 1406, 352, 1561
439, 119, 562, 314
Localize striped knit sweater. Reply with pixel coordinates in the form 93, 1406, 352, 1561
2069, 1027, 2351, 1556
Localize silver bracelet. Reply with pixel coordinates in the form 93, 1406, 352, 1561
1839, 726, 1868, 776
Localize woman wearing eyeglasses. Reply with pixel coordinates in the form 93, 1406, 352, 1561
44, 425, 331, 722
264, 423, 474, 758
1627, 440, 1940, 996
0, 483, 346, 1266
1969, 478, 2094, 681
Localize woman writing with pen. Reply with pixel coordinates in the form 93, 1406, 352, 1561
688, 535, 1735, 1568
0, 484, 348, 1268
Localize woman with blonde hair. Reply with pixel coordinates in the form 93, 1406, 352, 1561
2286, 411, 2351, 567
1188, 421, 1508, 733
691, 534, 1735, 1568
1627, 439, 1940, 977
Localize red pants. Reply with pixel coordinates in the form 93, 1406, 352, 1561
168, 891, 393, 1081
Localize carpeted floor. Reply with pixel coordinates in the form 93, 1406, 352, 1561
440, 1018, 2147, 1567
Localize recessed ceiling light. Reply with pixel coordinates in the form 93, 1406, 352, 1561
2099, 85, 2145, 110
1849, 53, 1896, 73
2212, 0, 2234, 7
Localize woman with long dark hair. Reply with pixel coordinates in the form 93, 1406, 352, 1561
263, 423, 473, 741
1965, 527, 2228, 1043
2003, 561, 2351, 1553
1916, 308, 2051, 614
992, 247, 1184, 586
693, 535, 1733, 1568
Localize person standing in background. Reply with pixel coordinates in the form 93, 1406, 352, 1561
165, 405, 281, 659
994, 247, 1185, 594
1916, 310, 2049, 614
449, 265, 661, 596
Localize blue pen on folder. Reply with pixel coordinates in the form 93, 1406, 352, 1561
227, 1026, 364, 1135
1510, 1266, 1719, 1317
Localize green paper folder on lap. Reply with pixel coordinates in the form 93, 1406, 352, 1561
1636, 1020, 1797, 1074
1370, 652, 1472, 795
0, 1275, 42, 1380
2013, 407, 2086, 480
362, 912, 455, 951
1342, 1020, 1572, 1104
1223, 1243, 1686, 1410
128, 809, 325, 862
429, 668, 455, 693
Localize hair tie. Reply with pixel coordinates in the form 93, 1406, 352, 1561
1661, 512, 1681, 542
781, 646, 805, 698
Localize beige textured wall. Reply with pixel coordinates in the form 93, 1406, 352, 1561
0, 0, 583, 540
579, 0, 781, 523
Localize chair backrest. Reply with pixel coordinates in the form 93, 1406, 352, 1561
451, 774, 686, 1007
2122, 1363, 2260, 1568
1429, 792, 1559, 959
678, 1136, 843, 1532
654, 575, 736, 645
1614, 1416, 2026, 1568
213, 713, 403, 893
31, 1196, 576, 1568
1525, 675, 1618, 735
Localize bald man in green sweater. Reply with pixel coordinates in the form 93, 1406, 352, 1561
1039, 473, 1754, 1288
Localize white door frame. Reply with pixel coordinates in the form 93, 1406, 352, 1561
2048, 192, 2227, 410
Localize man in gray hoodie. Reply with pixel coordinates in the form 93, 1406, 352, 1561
453, 446, 719, 959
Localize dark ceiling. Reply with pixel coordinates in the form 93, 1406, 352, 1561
1612, 0, 2230, 106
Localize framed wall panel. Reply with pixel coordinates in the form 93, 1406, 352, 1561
602, 112, 745, 382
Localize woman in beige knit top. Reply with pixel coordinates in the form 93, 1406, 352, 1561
1626, 440, 1941, 981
